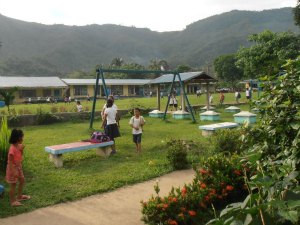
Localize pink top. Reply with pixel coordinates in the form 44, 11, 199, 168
8, 144, 23, 166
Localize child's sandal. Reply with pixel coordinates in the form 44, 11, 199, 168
17, 195, 31, 201
11, 201, 22, 207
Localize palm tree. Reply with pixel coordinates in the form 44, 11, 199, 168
110, 57, 124, 68
0, 87, 18, 114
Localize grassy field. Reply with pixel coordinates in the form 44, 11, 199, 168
0, 106, 246, 217
0, 92, 259, 115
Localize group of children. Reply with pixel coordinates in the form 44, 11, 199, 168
101, 96, 145, 154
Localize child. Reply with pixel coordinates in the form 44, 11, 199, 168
129, 108, 145, 153
76, 100, 83, 112
6, 129, 30, 207
101, 98, 120, 154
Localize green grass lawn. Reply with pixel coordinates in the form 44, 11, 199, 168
0, 92, 259, 115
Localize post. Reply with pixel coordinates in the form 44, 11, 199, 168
157, 84, 161, 110
206, 82, 210, 111
89, 70, 101, 129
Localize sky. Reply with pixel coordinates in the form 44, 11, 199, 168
0, 0, 297, 32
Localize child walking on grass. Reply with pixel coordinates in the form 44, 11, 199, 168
6, 129, 30, 207
129, 108, 145, 153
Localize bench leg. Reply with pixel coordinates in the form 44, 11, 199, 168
49, 154, 63, 168
96, 146, 112, 158
202, 130, 215, 136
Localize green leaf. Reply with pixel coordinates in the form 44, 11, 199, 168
244, 214, 252, 225
278, 210, 299, 223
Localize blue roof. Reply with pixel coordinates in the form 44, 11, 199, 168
150, 71, 217, 84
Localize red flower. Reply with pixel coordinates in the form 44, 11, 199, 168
173, 197, 178, 203
188, 210, 197, 216
199, 168, 209, 175
181, 187, 187, 195
200, 183, 207, 189
168, 219, 178, 225
163, 204, 169, 209
233, 170, 242, 176
226, 185, 234, 191
204, 195, 210, 202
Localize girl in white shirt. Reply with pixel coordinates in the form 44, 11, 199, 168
102, 99, 120, 153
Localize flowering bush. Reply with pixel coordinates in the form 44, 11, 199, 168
141, 154, 253, 225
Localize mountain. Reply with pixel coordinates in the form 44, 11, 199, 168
0, 7, 298, 77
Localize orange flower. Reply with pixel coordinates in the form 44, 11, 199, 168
168, 219, 178, 225
163, 204, 169, 209
181, 187, 187, 195
173, 197, 178, 203
226, 185, 234, 191
200, 183, 207, 189
199, 168, 209, 175
233, 170, 242, 176
188, 210, 197, 216
204, 195, 210, 202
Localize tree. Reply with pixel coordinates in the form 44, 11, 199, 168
236, 30, 300, 78
110, 57, 123, 68
0, 87, 18, 114
213, 54, 243, 87
176, 64, 192, 73
148, 59, 169, 71
293, 0, 300, 27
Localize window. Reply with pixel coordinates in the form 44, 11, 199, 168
54, 89, 61, 97
128, 86, 135, 95
21, 90, 36, 98
74, 85, 87, 96
111, 85, 123, 95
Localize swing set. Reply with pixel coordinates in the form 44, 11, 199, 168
89, 68, 196, 128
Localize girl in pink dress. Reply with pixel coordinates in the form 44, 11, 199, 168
6, 129, 30, 206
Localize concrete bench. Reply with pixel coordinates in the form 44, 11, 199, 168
199, 122, 239, 136
45, 141, 114, 168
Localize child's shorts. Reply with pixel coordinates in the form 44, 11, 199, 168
6, 165, 24, 184
133, 134, 142, 144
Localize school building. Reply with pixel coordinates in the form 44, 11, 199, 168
0, 72, 216, 103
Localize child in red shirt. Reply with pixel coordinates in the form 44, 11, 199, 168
6, 129, 30, 206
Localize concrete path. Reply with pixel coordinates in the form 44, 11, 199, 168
0, 169, 195, 225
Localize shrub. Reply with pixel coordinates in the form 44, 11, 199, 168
8, 115, 20, 127
59, 106, 68, 112
141, 154, 253, 225
36, 109, 61, 125
0, 117, 10, 172
166, 139, 189, 170
210, 128, 243, 154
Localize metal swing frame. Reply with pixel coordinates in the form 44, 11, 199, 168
89, 68, 196, 128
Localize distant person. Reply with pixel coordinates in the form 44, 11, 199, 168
196, 89, 202, 98
219, 92, 225, 105
160, 91, 164, 99
76, 101, 83, 112
129, 108, 145, 153
6, 129, 30, 207
87, 94, 91, 102
149, 91, 153, 98
64, 96, 68, 104
235, 91, 241, 104
101, 98, 120, 154
68, 96, 72, 104
209, 93, 213, 105
171, 94, 178, 111
245, 88, 251, 101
